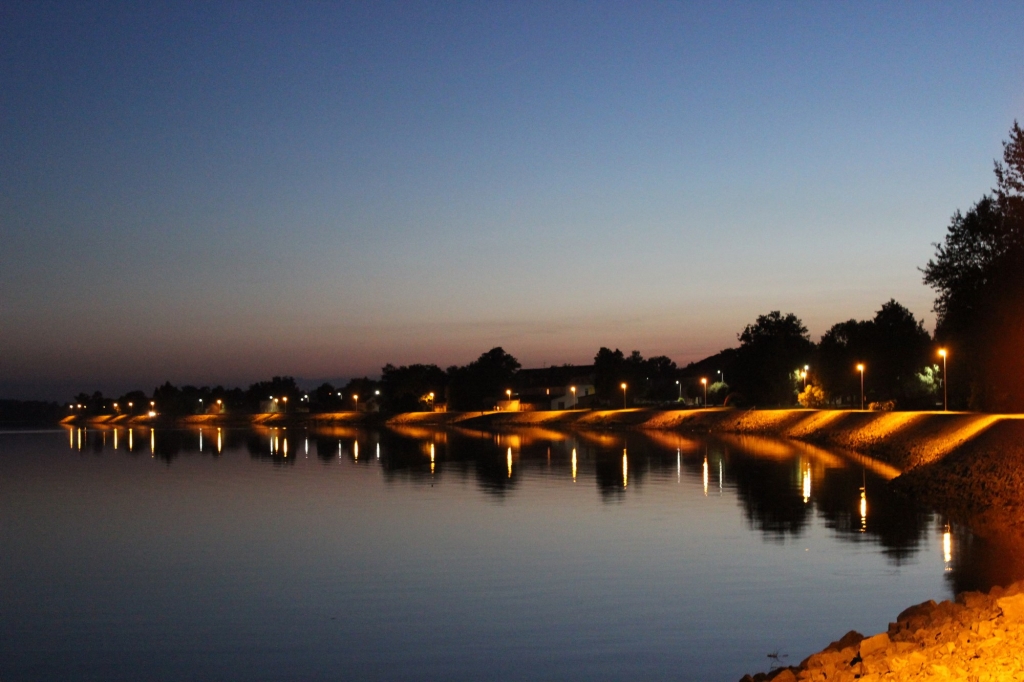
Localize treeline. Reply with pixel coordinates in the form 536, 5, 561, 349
61, 121, 1024, 415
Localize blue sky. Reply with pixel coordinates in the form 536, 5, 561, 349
2, 1, 1023, 398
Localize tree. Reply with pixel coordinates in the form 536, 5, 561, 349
380, 363, 447, 413
817, 319, 872, 405
593, 347, 626, 403
340, 377, 380, 409
923, 121, 1024, 410
797, 385, 827, 408
447, 347, 521, 410
733, 311, 815, 406
815, 301, 931, 408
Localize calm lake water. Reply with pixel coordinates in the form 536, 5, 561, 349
0, 425, 1003, 681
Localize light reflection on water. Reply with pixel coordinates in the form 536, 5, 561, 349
0, 425, 1019, 682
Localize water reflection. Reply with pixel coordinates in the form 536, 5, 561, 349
58, 423, 1024, 586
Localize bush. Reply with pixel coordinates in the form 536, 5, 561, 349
869, 400, 896, 411
797, 385, 827, 408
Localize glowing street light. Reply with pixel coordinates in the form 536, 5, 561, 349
675, 380, 682, 401
701, 378, 708, 407
570, 385, 577, 409
800, 370, 807, 388
938, 348, 948, 411
353, 394, 359, 410
620, 383, 627, 409
506, 389, 512, 403
856, 364, 865, 410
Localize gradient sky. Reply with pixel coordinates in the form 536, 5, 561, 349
3, 1, 1023, 399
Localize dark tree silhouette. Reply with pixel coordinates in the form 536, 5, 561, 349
816, 301, 932, 407
923, 122, 1024, 410
733, 311, 815, 406
380, 363, 447, 413
446, 347, 521, 410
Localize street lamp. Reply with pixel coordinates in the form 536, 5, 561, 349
353, 394, 359, 411
620, 383, 627, 409
675, 380, 682, 401
701, 378, 708, 407
717, 369, 724, 385
570, 386, 577, 409
856, 364, 865, 410
938, 348, 948, 411
506, 389, 512, 403
800, 370, 807, 388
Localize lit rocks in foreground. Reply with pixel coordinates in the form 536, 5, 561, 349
741, 582, 1024, 682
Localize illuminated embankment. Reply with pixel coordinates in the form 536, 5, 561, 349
438, 407, 1021, 468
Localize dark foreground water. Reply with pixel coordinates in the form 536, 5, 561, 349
0, 425, 1002, 681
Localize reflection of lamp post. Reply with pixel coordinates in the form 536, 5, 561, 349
938, 348, 948, 411
675, 380, 681, 401
701, 378, 707, 407
620, 383, 627, 409
856, 364, 865, 410
570, 386, 577, 409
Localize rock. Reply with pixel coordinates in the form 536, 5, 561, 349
741, 580, 1024, 682
824, 630, 864, 652
997, 593, 1024, 620
859, 632, 890, 657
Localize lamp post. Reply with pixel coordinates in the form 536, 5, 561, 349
570, 386, 577, 409
938, 348, 948, 411
856, 364, 865, 410
701, 378, 708, 407
353, 394, 359, 411
621, 383, 627, 409
675, 380, 682, 401
800, 370, 807, 388
717, 369, 724, 386
506, 389, 512, 406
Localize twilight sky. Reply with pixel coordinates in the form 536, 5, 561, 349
3, 1, 1023, 399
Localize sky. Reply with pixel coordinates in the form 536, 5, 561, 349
3, 1, 1023, 400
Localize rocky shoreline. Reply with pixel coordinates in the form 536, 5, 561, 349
740, 581, 1024, 682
